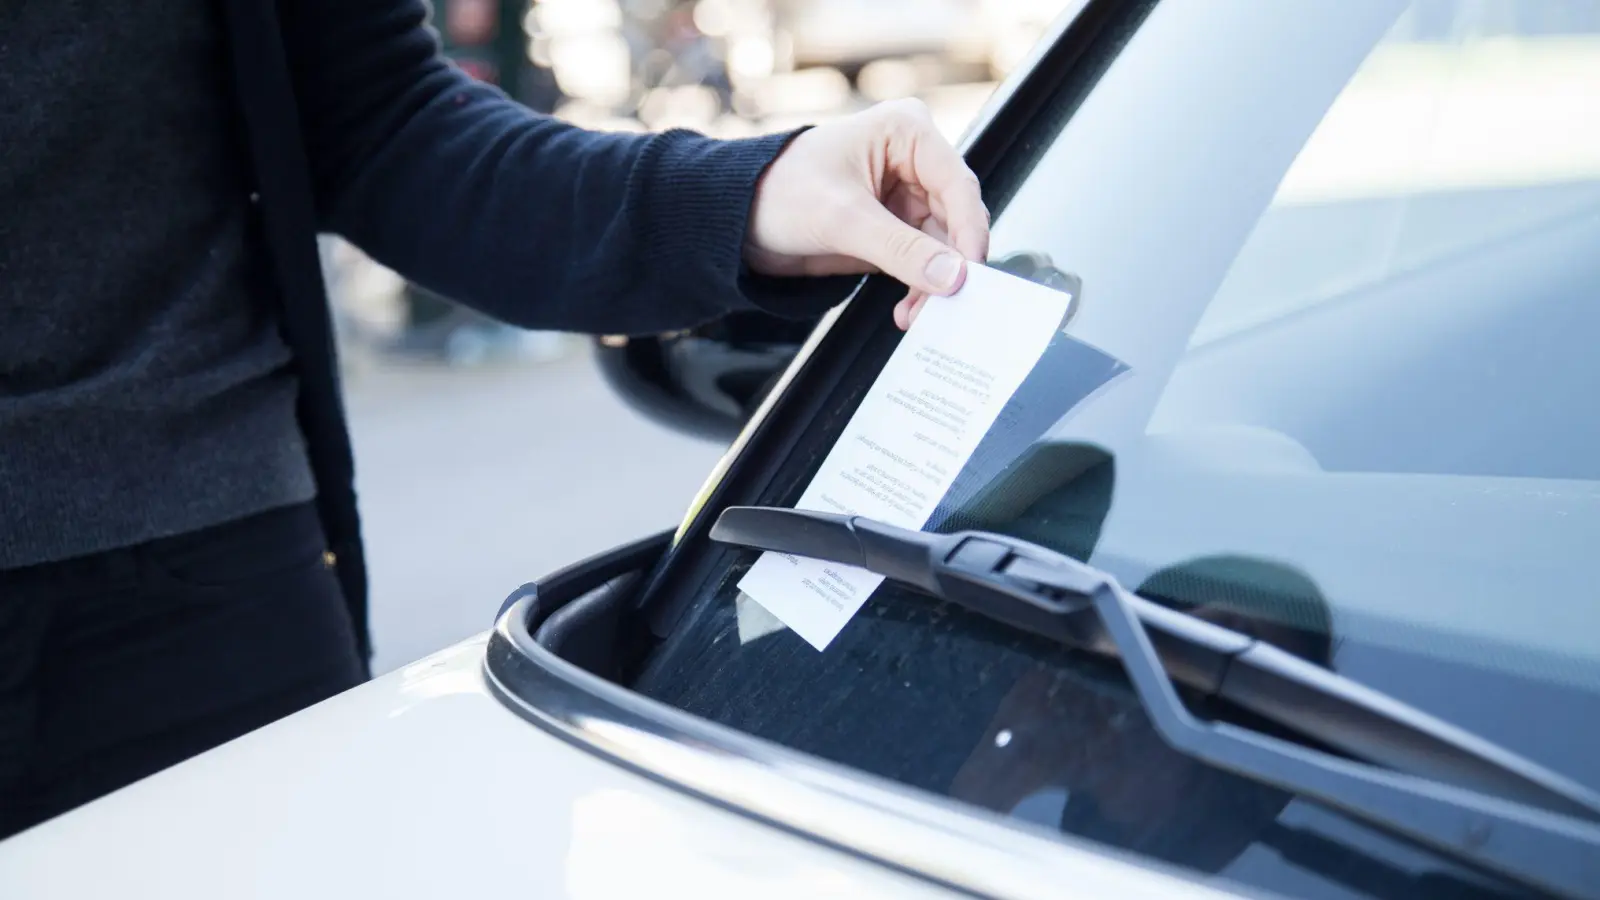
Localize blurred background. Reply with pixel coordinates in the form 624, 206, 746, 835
330, 0, 1076, 674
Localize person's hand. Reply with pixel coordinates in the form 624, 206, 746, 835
745, 98, 990, 330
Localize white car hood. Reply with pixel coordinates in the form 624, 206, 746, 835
0, 629, 1236, 899
0, 635, 944, 899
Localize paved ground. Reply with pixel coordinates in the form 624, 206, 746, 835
345, 348, 725, 674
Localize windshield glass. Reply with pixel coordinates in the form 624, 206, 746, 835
635, 2, 1600, 897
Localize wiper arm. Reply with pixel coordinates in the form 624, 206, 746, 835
710, 506, 1600, 899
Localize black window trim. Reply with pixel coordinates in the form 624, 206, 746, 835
631, 0, 1161, 646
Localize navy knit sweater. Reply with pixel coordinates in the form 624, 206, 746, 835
0, 0, 851, 658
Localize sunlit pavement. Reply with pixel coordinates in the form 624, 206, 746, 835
346, 348, 722, 674
347, 80, 999, 674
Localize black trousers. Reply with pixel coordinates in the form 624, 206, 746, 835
0, 503, 366, 839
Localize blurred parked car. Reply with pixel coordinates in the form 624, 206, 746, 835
771, 0, 992, 84
5, 1, 1600, 898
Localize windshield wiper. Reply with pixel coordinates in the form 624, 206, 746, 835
710, 506, 1600, 899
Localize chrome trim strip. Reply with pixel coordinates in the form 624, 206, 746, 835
484, 595, 1240, 900
955, 0, 1094, 152
673, 299, 853, 545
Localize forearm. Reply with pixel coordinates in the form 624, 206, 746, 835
279, 0, 850, 334
320, 74, 802, 334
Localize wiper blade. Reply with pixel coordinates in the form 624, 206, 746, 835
710, 505, 1600, 899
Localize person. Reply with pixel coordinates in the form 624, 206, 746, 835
0, 0, 989, 839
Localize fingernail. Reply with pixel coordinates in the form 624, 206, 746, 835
924, 252, 962, 293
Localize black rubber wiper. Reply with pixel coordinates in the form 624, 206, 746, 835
710, 506, 1600, 899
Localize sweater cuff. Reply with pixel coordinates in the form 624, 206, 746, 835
637, 127, 857, 323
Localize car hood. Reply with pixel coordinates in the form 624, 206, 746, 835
0, 634, 948, 900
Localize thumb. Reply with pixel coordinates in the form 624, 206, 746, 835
835, 200, 968, 297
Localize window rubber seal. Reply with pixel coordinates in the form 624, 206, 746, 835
483, 589, 1240, 900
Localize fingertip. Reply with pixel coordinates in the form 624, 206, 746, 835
944, 259, 968, 295
959, 225, 991, 264
923, 251, 964, 295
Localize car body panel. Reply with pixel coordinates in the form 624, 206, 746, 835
0, 625, 1243, 899
0, 635, 951, 900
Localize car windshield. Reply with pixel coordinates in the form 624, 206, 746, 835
634, 1, 1600, 897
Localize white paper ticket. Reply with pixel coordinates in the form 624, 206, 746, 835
736, 264, 1072, 650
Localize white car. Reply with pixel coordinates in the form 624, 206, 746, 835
7, 1, 1600, 897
